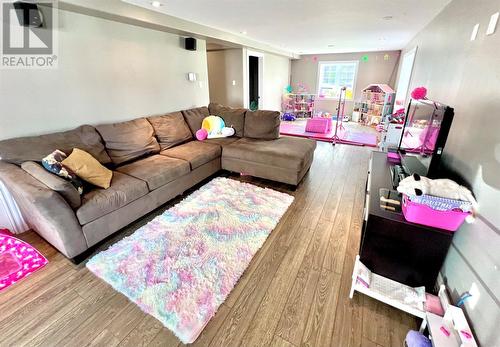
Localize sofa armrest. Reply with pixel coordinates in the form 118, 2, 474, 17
0, 162, 88, 258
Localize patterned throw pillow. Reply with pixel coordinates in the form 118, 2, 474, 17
42, 150, 84, 194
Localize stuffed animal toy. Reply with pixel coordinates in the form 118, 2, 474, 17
198, 115, 235, 140
397, 173, 478, 222
196, 128, 208, 141
405, 330, 432, 347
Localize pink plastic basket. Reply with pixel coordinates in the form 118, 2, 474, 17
305, 117, 331, 133
402, 195, 470, 232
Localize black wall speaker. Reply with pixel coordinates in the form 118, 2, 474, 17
185, 37, 197, 51
13, 1, 44, 28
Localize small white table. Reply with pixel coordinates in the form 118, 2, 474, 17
350, 256, 479, 346
426, 307, 478, 347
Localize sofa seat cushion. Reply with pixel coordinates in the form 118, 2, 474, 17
96, 118, 160, 165
116, 155, 190, 191
203, 137, 240, 147
160, 141, 221, 170
223, 137, 316, 171
76, 171, 149, 225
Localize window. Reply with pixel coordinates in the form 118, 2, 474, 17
317, 61, 358, 99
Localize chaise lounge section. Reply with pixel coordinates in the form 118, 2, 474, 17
0, 103, 316, 260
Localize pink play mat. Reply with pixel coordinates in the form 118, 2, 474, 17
280, 122, 378, 147
0, 229, 48, 291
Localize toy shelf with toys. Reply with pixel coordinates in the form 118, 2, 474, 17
353, 84, 395, 126
282, 93, 316, 118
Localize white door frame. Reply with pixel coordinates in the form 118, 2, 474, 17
243, 49, 264, 109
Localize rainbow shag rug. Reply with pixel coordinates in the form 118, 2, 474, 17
87, 177, 294, 344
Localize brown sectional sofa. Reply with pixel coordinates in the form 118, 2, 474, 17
0, 103, 316, 260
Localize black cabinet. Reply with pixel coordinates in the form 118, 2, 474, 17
360, 151, 453, 292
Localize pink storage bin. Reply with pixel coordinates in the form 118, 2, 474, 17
402, 195, 470, 232
305, 117, 331, 133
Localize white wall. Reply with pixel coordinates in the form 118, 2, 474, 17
0, 8, 210, 140
262, 53, 291, 111
398, 0, 500, 345
242, 49, 290, 111
207, 49, 244, 107
208, 48, 290, 111
291, 51, 400, 115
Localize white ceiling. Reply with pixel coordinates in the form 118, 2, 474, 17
122, 0, 451, 54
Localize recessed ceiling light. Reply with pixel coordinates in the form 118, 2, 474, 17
151, 1, 161, 8
382, 15, 393, 20
327, 44, 335, 47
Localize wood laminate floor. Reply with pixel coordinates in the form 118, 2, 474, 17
0, 142, 417, 347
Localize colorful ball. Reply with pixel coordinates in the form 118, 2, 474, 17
196, 128, 208, 141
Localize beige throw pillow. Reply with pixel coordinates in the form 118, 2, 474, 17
62, 148, 113, 189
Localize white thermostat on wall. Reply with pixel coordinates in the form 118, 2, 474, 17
187, 72, 197, 82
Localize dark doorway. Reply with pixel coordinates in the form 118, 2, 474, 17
249, 56, 259, 110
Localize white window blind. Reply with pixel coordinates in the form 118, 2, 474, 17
317, 61, 358, 99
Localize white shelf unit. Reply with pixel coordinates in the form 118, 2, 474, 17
282, 93, 316, 118
378, 122, 405, 151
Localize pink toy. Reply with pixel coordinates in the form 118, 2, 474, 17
402, 195, 470, 232
0, 229, 48, 291
305, 117, 331, 133
387, 152, 401, 163
411, 87, 428, 100
394, 108, 405, 116
425, 293, 444, 316
195, 128, 208, 141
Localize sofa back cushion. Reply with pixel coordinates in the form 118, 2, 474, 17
0, 125, 111, 165
244, 110, 281, 140
96, 118, 160, 165
181, 106, 209, 135
147, 112, 193, 150
208, 103, 245, 137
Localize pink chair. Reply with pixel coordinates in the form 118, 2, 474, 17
305, 117, 331, 133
